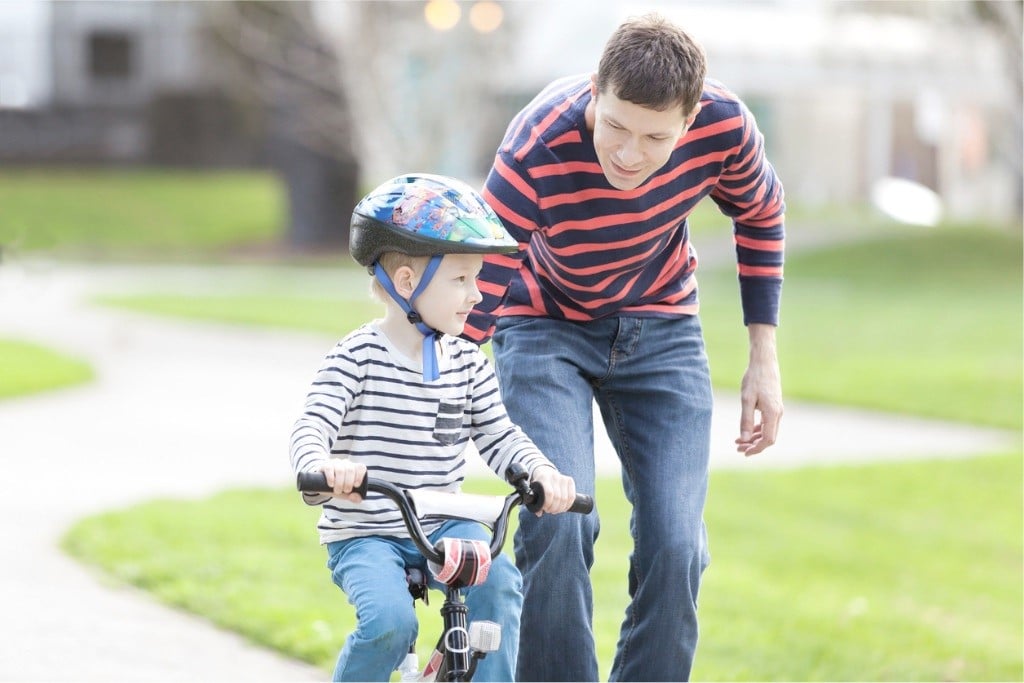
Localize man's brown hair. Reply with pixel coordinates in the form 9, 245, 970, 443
595, 13, 707, 114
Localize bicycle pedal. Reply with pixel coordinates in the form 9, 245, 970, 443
468, 620, 501, 653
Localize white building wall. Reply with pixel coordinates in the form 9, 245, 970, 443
0, 2, 51, 109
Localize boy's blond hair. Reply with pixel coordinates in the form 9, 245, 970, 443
369, 251, 431, 302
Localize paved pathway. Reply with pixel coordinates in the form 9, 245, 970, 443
0, 260, 1016, 681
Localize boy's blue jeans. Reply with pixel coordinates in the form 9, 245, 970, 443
493, 315, 713, 682
326, 520, 523, 682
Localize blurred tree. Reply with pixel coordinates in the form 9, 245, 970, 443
316, 1, 519, 185
202, 1, 360, 250
972, 0, 1023, 219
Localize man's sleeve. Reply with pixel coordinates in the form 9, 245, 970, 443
463, 152, 538, 344
709, 101, 786, 326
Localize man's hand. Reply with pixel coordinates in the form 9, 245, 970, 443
736, 323, 784, 456
530, 466, 578, 516
318, 459, 368, 502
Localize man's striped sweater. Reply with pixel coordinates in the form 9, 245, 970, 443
465, 75, 785, 344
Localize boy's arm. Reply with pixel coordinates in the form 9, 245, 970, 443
466, 351, 577, 513
468, 351, 553, 477
289, 343, 360, 505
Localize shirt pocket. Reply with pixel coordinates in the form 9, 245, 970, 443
433, 398, 466, 446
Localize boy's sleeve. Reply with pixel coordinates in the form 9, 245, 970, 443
289, 342, 360, 506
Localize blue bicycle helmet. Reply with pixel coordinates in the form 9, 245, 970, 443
350, 173, 517, 267
349, 174, 517, 382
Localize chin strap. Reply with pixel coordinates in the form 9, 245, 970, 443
373, 256, 444, 382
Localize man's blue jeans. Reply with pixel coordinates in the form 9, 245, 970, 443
493, 315, 713, 682
326, 520, 523, 682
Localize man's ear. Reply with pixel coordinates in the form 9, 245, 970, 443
676, 103, 702, 142
392, 265, 418, 298
684, 102, 702, 128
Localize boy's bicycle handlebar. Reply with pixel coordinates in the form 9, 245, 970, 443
296, 464, 593, 565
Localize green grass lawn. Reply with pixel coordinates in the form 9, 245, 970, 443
0, 169, 284, 258
0, 339, 93, 399
98, 225, 1023, 430
63, 453, 1023, 681
698, 224, 1023, 429
71, 222, 1022, 680
5, 168, 1014, 681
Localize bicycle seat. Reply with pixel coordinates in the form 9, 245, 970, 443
405, 566, 429, 604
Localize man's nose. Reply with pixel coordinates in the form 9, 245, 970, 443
619, 137, 643, 165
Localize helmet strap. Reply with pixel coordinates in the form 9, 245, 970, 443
372, 255, 444, 382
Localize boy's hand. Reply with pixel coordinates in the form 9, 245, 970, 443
531, 466, 577, 516
318, 460, 367, 503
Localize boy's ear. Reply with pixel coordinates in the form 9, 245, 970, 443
392, 265, 417, 298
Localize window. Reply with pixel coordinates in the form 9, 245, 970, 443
89, 32, 134, 79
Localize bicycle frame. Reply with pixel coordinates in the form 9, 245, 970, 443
297, 464, 592, 682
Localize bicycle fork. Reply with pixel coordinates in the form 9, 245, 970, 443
402, 586, 502, 682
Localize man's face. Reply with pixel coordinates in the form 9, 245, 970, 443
589, 82, 699, 191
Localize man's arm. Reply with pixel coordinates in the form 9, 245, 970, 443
710, 97, 786, 455
735, 323, 783, 456
463, 154, 537, 344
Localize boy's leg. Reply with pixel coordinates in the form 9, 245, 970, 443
429, 520, 522, 682
492, 316, 603, 682
326, 537, 420, 682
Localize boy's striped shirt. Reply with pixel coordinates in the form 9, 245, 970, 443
465, 75, 785, 343
289, 323, 552, 544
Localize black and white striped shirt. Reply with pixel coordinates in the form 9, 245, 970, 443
290, 322, 553, 544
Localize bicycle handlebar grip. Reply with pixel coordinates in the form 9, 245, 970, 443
296, 471, 369, 498
524, 483, 594, 515
570, 494, 594, 515
296, 471, 330, 492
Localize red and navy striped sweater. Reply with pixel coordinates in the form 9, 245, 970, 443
464, 75, 785, 344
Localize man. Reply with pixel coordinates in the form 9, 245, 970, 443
463, 14, 785, 682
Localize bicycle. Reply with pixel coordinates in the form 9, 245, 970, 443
297, 463, 593, 682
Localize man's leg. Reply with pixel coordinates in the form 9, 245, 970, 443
493, 316, 602, 682
596, 316, 713, 682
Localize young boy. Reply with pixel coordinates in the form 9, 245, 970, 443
289, 173, 577, 682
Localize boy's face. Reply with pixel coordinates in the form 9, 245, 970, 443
588, 78, 700, 191
414, 253, 485, 336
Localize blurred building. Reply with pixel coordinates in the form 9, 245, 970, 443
324, 0, 1019, 222
0, 1, 261, 166
2, 0, 1019, 222
696, 1, 1019, 222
